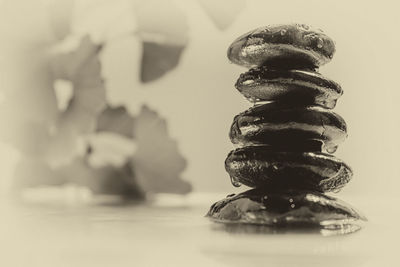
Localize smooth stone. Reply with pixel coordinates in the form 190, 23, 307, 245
207, 189, 366, 229
225, 147, 353, 192
227, 24, 335, 68
235, 67, 342, 109
229, 103, 347, 153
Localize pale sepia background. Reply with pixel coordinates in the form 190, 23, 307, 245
0, 0, 399, 266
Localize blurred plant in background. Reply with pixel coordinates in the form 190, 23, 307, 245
0, 0, 244, 200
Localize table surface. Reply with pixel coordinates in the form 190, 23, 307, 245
1, 192, 398, 267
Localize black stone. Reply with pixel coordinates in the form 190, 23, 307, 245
235, 67, 342, 109
207, 189, 366, 227
225, 147, 352, 192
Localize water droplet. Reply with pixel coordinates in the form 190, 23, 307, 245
280, 29, 287, 36
263, 195, 268, 200
290, 204, 296, 208
289, 198, 294, 203
317, 38, 324, 48
326, 145, 338, 154
272, 164, 279, 171
243, 79, 254, 85
247, 213, 256, 219
230, 176, 242, 187
247, 96, 258, 103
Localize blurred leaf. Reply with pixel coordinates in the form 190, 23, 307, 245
50, 35, 106, 125
51, 35, 102, 82
198, 0, 245, 30
46, 35, 107, 165
96, 105, 134, 138
50, 35, 106, 134
132, 105, 191, 194
140, 42, 185, 82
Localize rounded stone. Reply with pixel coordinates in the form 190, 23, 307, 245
229, 103, 347, 153
227, 24, 336, 69
207, 189, 366, 228
225, 146, 353, 192
235, 67, 342, 109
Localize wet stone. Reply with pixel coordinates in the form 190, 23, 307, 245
227, 24, 336, 69
225, 147, 353, 193
229, 103, 347, 152
207, 189, 366, 229
208, 23, 364, 234
235, 67, 343, 109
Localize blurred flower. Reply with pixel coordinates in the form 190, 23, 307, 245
132, 105, 191, 194
96, 105, 134, 138
47, 35, 106, 166
0, 0, 241, 198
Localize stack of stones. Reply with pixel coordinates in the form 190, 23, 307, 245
207, 24, 366, 233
